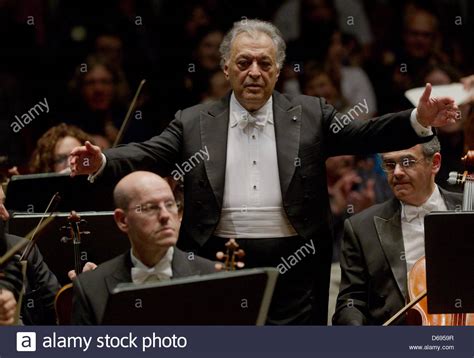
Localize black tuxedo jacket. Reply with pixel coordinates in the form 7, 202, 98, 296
102, 91, 428, 250
100, 91, 430, 324
333, 188, 462, 325
72, 247, 215, 325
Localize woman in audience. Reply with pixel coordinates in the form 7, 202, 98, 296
29, 123, 93, 174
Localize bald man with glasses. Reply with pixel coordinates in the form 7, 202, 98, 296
72, 171, 215, 325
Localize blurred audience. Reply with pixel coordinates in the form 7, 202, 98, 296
29, 123, 93, 174
370, 5, 446, 112
301, 65, 350, 112
418, 64, 466, 189
66, 55, 130, 146
184, 27, 225, 104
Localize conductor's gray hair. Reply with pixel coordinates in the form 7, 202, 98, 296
219, 19, 286, 70
421, 136, 441, 158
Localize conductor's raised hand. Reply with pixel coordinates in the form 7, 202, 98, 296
416, 83, 459, 128
69, 141, 103, 177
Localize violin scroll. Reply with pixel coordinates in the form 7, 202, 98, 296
215, 238, 245, 271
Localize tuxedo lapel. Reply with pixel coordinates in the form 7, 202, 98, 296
171, 248, 214, 278
439, 187, 462, 210
200, 95, 230, 209
105, 253, 133, 294
171, 248, 194, 278
273, 91, 302, 197
373, 199, 408, 299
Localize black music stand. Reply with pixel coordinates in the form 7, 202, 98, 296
102, 268, 279, 325
424, 212, 474, 314
7, 212, 130, 285
5, 172, 114, 212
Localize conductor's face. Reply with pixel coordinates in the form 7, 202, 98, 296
224, 32, 280, 112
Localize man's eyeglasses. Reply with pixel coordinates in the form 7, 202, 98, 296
129, 201, 179, 216
381, 157, 423, 173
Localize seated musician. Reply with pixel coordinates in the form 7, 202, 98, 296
333, 137, 462, 325
0, 220, 22, 326
0, 185, 61, 325
71, 171, 216, 325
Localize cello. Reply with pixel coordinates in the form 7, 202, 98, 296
384, 151, 474, 326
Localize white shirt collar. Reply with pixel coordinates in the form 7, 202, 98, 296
230, 92, 273, 127
130, 246, 174, 279
401, 185, 445, 221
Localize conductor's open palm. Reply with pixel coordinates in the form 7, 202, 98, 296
416, 83, 459, 127
69, 141, 103, 176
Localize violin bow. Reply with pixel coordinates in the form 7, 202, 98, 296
382, 291, 427, 326
0, 215, 54, 267
20, 192, 61, 261
113, 79, 146, 147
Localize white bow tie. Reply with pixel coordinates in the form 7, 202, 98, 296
237, 112, 266, 129
403, 202, 437, 222
131, 266, 170, 284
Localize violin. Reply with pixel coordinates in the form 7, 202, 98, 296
54, 211, 85, 325
215, 238, 245, 271
384, 150, 474, 326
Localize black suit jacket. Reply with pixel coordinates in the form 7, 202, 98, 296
102, 91, 430, 247
100, 91, 431, 324
5, 233, 61, 325
333, 188, 462, 325
72, 247, 216, 325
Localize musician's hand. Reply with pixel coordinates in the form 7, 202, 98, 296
416, 83, 459, 128
68, 262, 98, 280
8, 166, 20, 177
69, 141, 103, 177
0, 289, 17, 325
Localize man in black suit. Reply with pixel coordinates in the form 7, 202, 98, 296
0, 185, 61, 325
0, 219, 22, 326
333, 137, 462, 325
72, 171, 215, 325
69, 20, 459, 324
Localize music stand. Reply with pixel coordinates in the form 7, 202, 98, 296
424, 212, 474, 313
102, 268, 279, 325
5, 172, 114, 212
7, 212, 130, 285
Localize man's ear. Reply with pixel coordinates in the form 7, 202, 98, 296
432, 152, 442, 174
114, 209, 129, 233
223, 62, 229, 79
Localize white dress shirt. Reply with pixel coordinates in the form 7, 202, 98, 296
214, 93, 298, 238
88, 95, 433, 238
130, 246, 174, 283
400, 186, 447, 272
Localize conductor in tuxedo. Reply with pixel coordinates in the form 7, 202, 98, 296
333, 137, 462, 325
72, 171, 216, 325
69, 19, 460, 324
